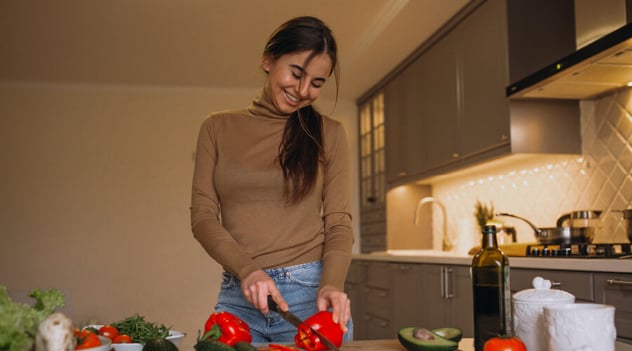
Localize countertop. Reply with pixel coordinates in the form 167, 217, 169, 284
354, 251, 632, 273
319, 338, 632, 351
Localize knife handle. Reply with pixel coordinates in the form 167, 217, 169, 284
267, 295, 280, 312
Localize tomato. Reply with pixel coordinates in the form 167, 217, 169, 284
98, 325, 119, 340
76, 329, 101, 350
483, 335, 527, 351
112, 334, 133, 343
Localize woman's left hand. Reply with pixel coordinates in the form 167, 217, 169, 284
317, 285, 351, 333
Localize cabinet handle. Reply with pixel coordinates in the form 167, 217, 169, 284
399, 265, 411, 271
452, 153, 460, 158
445, 267, 455, 299
440, 267, 454, 299
607, 279, 632, 287
440, 267, 446, 299
500, 134, 509, 141
551, 281, 561, 287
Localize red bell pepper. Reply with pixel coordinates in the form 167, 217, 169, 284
263, 344, 300, 351
294, 311, 343, 351
203, 311, 252, 346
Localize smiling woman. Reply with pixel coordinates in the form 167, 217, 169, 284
190, 16, 354, 344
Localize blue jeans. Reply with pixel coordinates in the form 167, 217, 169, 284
215, 260, 353, 343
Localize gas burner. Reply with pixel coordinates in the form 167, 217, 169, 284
525, 243, 631, 258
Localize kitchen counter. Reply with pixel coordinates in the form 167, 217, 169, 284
331, 338, 632, 351
355, 252, 632, 273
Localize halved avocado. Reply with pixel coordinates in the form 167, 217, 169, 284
432, 327, 463, 343
398, 327, 458, 351
143, 339, 179, 351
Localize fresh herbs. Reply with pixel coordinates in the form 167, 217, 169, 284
0, 285, 65, 351
474, 199, 495, 232
111, 314, 170, 344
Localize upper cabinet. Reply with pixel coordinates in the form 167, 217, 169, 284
382, 0, 580, 186
358, 93, 387, 253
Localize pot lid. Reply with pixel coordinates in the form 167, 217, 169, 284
512, 276, 575, 303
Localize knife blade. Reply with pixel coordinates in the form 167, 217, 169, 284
267, 296, 340, 351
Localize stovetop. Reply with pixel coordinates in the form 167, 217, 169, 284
525, 243, 632, 258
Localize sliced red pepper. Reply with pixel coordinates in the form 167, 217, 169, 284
268, 344, 300, 351
203, 311, 252, 346
294, 311, 343, 351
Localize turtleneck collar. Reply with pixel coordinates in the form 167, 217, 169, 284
247, 86, 292, 120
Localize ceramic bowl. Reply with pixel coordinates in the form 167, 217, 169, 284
110, 331, 186, 351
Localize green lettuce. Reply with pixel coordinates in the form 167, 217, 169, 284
0, 286, 65, 351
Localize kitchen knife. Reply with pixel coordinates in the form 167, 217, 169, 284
267, 296, 340, 351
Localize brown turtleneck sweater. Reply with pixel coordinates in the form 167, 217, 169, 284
190, 89, 353, 290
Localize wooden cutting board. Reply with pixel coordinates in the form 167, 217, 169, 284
334, 338, 474, 351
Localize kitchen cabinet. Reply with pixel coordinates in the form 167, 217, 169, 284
381, 0, 579, 185
345, 260, 367, 340
351, 254, 632, 344
347, 260, 473, 340
390, 262, 425, 333
419, 264, 473, 337
364, 261, 393, 340
594, 272, 632, 343
343, 260, 393, 340
384, 29, 458, 183
358, 94, 386, 252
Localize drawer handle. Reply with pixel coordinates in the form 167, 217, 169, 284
607, 279, 632, 287
551, 281, 561, 287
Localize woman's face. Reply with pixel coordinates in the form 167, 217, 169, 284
262, 50, 333, 114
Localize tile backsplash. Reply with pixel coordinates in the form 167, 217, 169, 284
423, 88, 632, 251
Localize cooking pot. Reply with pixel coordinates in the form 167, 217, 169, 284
496, 212, 595, 245
612, 209, 632, 242
555, 210, 602, 228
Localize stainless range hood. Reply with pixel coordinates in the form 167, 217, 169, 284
507, 22, 632, 99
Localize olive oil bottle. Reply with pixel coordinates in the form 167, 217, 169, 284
471, 225, 510, 351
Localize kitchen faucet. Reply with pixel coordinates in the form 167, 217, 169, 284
414, 196, 453, 251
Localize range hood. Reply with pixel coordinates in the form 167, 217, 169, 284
507, 22, 632, 99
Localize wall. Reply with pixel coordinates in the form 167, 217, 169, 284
0, 81, 359, 350
428, 88, 632, 252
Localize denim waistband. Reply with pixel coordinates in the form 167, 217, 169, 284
225, 260, 322, 280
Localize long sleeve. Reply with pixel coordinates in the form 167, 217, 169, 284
190, 115, 261, 279
320, 121, 354, 290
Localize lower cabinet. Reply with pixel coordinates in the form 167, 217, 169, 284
419, 264, 474, 337
347, 259, 631, 344
594, 272, 632, 343
346, 260, 473, 340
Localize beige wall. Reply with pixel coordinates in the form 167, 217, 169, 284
0, 81, 359, 350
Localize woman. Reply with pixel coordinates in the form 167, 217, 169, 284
190, 16, 354, 343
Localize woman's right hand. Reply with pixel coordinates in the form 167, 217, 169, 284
241, 269, 289, 314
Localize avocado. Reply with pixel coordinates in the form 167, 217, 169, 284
194, 339, 236, 351
432, 327, 463, 343
397, 327, 458, 351
142, 339, 179, 351
233, 342, 258, 351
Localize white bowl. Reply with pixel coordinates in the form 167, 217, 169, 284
82, 336, 112, 351
110, 330, 185, 351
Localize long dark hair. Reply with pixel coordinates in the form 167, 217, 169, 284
263, 16, 340, 204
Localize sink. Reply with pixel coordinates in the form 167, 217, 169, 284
385, 249, 457, 257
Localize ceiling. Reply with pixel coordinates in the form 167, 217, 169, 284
0, 0, 470, 101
